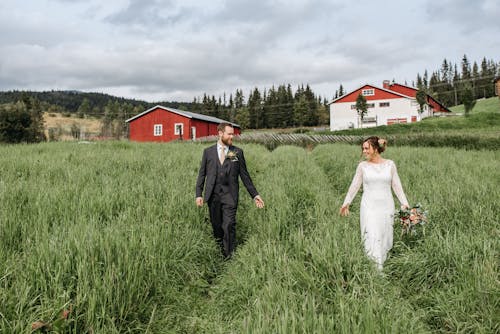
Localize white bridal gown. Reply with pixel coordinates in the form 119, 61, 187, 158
342, 160, 409, 270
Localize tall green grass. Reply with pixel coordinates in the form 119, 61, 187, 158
0, 141, 498, 333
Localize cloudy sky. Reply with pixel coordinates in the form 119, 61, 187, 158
1, 0, 499, 103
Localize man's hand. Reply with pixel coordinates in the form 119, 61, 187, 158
254, 195, 265, 209
196, 197, 204, 207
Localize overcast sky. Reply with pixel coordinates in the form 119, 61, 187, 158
0, 0, 499, 103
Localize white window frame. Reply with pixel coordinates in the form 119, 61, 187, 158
191, 126, 196, 140
174, 123, 184, 135
153, 124, 162, 136
361, 89, 375, 96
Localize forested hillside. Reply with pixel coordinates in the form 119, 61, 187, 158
0, 54, 498, 132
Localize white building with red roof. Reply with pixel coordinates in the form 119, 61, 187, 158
329, 80, 451, 130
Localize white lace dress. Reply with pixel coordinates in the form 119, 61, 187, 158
342, 160, 409, 269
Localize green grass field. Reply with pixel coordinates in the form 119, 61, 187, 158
0, 141, 498, 333
449, 96, 500, 114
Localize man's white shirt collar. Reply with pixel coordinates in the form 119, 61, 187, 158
217, 142, 229, 154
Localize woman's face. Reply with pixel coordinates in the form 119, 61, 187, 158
362, 141, 376, 159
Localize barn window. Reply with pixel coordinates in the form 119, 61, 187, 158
153, 124, 162, 136
361, 89, 374, 96
174, 123, 184, 135
379, 102, 390, 107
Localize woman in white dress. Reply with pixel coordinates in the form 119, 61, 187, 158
340, 137, 409, 270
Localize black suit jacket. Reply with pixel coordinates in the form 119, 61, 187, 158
196, 144, 258, 204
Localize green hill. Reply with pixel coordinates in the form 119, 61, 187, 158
0, 90, 194, 114
449, 96, 500, 114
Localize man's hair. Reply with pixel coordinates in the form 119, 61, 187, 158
217, 122, 233, 132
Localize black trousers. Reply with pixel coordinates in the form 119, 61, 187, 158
208, 192, 237, 258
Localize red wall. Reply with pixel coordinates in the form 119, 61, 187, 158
336, 85, 402, 103
189, 120, 241, 138
128, 107, 241, 142
129, 108, 191, 142
427, 97, 448, 112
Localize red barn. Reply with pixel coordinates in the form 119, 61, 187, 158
125, 105, 241, 142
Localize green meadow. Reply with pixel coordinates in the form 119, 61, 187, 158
0, 140, 498, 333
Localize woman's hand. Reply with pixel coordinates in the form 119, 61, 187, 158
339, 205, 350, 216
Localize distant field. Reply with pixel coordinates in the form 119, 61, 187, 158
0, 141, 498, 333
43, 112, 102, 140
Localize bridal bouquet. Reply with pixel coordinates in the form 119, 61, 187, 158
394, 203, 428, 236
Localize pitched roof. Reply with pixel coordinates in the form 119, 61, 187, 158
125, 105, 240, 127
329, 82, 451, 112
328, 83, 412, 104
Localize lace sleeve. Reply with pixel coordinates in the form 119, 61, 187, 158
390, 161, 409, 207
342, 163, 363, 206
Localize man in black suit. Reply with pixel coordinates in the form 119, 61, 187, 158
196, 122, 264, 258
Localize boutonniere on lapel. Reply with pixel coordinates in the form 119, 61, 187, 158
226, 150, 238, 161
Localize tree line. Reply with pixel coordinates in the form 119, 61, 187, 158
415, 55, 498, 107
0, 54, 498, 142
0, 93, 45, 143
189, 84, 330, 129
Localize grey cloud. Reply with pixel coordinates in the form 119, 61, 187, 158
426, 0, 500, 32
106, 0, 191, 27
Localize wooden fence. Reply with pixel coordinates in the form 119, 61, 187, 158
197, 133, 363, 149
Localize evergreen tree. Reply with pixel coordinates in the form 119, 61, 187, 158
317, 101, 329, 126
461, 54, 471, 80
355, 93, 368, 128
234, 106, 250, 129
293, 94, 308, 126
264, 86, 278, 128
462, 83, 476, 116
0, 98, 45, 143
303, 84, 318, 126
280, 84, 293, 127
416, 74, 423, 88
101, 100, 115, 137
472, 61, 480, 99
416, 89, 427, 115
77, 98, 91, 118
228, 94, 235, 122
234, 89, 244, 109
453, 64, 460, 105
248, 88, 263, 129
27, 96, 45, 142
479, 57, 490, 98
